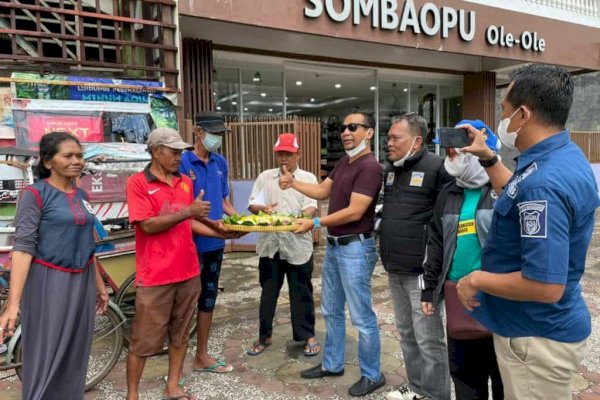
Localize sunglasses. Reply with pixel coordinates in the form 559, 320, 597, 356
340, 123, 371, 133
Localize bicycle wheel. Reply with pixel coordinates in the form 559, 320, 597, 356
85, 306, 124, 391
114, 273, 197, 351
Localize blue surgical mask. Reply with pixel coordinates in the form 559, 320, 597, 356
202, 133, 223, 152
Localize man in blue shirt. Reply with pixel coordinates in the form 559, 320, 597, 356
180, 112, 238, 374
457, 64, 600, 400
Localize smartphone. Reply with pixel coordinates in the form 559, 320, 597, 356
436, 127, 470, 148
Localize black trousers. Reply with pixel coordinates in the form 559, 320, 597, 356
258, 253, 315, 342
448, 336, 504, 400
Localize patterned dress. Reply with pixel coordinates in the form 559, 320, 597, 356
13, 180, 96, 400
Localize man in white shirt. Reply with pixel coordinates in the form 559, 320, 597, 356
246, 133, 320, 357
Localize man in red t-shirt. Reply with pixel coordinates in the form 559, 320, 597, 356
126, 128, 224, 400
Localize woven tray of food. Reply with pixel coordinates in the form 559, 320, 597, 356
222, 213, 304, 232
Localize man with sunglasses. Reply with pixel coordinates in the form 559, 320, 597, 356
280, 112, 384, 397
381, 114, 453, 400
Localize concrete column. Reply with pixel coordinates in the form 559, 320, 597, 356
463, 71, 497, 130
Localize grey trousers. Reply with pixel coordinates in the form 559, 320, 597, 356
388, 273, 451, 400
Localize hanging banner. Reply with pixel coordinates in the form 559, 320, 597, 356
67, 76, 165, 103
11, 73, 165, 104
12, 98, 151, 114
26, 114, 103, 143
79, 172, 129, 202
0, 86, 15, 139
150, 96, 178, 130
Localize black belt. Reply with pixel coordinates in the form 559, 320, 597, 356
327, 233, 372, 246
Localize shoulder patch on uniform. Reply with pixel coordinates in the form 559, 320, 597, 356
518, 200, 547, 238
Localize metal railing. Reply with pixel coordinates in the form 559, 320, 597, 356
465, 0, 599, 24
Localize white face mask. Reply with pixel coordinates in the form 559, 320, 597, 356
346, 137, 369, 158
202, 132, 223, 152
444, 150, 472, 177
393, 136, 418, 167
497, 108, 522, 150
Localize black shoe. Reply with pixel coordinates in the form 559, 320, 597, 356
301, 363, 345, 379
348, 374, 386, 397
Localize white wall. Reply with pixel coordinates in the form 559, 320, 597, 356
591, 164, 600, 192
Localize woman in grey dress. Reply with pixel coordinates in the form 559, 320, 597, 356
0, 132, 109, 399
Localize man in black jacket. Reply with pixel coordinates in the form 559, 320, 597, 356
381, 114, 452, 400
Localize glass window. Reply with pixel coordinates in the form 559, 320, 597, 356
377, 80, 409, 160
284, 63, 375, 179
241, 69, 283, 118
440, 85, 463, 128
213, 67, 240, 119
410, 83, 437, 145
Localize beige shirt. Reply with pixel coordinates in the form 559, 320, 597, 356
248, 167, 318, 265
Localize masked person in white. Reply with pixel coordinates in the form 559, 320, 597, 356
457, 64, 599, 400
381, 113, 453, 400
246, 133, 320, 358
421, 119, 504, 400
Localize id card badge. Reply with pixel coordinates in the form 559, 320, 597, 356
409, 171, 425, 187
385, 172, 395, 186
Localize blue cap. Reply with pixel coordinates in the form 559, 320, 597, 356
432, 119, 500, 152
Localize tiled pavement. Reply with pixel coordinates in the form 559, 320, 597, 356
1, 213, 600, 399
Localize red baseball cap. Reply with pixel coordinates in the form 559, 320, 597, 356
273, 133, 300, 153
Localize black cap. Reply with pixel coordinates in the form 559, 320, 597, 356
194, 112, 230, 134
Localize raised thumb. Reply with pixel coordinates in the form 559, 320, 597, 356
197, 189, 204, 201
281, 165, 289, 175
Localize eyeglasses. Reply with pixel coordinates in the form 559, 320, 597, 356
340, 123, 370, 133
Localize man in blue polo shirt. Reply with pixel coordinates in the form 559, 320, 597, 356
457, 64, 600, 400
180, 112, 238, 374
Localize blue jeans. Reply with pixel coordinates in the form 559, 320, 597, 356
388, 273, 451, 400
321, 236, 381, 381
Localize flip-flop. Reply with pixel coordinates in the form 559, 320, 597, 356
246, 340, 272, 356
193, 360, 234, 373
163, 374, 188, 391
303, 340, 321, 357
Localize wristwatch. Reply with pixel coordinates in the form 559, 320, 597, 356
479, 154, 500, 168
313, 217, 321, 229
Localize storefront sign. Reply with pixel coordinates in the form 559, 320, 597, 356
485, 25, 545, 52
304, 0, 545, 52
27, 115, 103, 143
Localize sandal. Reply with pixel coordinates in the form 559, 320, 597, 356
246, 339, 272, 356
303, 339, 321, 357
163, 374, 188, 391
193, 360, 234, 373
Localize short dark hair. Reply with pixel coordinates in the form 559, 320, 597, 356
36, 132, 82, 179
347, 111, 375, 130
507, 64, 573, 128
392, 112, 428, 140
